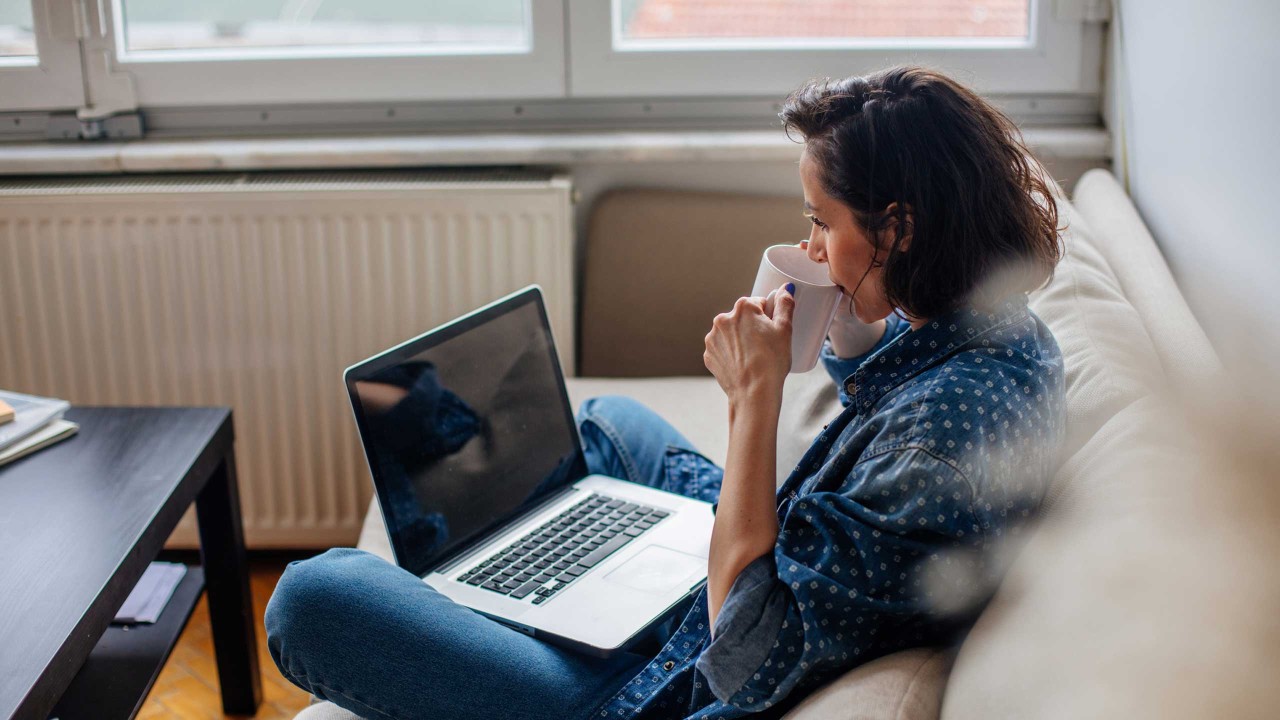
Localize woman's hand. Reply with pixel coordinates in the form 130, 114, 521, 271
703, 283, 795, 407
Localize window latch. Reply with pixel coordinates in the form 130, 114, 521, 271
46, 112, 145, 141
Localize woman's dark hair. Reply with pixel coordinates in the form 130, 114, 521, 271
779, 66, 1063, 320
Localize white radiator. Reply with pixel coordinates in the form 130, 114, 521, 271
0, 169, 575, 548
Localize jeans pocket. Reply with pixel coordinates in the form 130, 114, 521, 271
661, 446, 723, 503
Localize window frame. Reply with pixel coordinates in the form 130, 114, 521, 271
0, 0, 1106, 134
567, 0, 1098, 98
0, 0, 85, 112
92, 0, 566, 108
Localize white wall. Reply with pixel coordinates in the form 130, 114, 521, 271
1111, 0, 1280, 360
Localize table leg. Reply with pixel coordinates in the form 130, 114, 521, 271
196, 449, 263, 715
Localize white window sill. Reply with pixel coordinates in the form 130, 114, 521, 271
0, 127, 1108, 176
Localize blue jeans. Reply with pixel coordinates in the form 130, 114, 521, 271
266, 396, 724, 720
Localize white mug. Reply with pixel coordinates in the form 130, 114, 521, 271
751, 244, 843, 373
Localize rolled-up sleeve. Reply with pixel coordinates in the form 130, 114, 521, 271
695, 554, 787, 700
695, 448, 983, 713
821, 315, 907, 407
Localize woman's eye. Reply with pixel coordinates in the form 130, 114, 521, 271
808, 216, 827, 230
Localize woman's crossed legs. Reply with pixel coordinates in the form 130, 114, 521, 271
266, 396, 724, 720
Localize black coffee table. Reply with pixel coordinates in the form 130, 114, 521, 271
0, 407, 262, 720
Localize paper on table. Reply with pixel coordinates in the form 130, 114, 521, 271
0, 419, 78, 468
114, 562, 188, 625
0, 389, 69, 453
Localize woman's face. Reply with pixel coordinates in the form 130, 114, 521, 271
799, 149, 896, 325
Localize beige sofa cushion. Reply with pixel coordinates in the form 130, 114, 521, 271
941, 397, 1174, 719
941, 177, 1234, 718
1070, 170, 1221, 386
784, 648, 954, 720
941, 389, 1280, 720
1027, 190, 1166, 464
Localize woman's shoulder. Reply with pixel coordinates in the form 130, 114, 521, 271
861, 310, 1065, 467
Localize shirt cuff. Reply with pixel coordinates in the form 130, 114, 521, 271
695, 553, 788, 704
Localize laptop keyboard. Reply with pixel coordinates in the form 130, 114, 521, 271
456, 493, 670, 605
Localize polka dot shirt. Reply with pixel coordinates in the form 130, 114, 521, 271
592, 293, 1066, 719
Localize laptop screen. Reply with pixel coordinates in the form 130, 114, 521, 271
346, 288, 587, 578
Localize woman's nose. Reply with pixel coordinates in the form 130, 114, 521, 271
806, 234, 826, 264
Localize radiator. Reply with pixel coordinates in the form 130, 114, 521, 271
0, 169, 575, 548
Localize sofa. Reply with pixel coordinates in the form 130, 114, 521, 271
298, 168, 1274, 719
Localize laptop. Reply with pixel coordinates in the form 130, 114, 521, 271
344, 285, 715, 658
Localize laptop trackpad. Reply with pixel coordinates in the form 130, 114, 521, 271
603, 546, 704, 595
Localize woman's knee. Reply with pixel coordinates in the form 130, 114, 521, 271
265, 548, 379, 684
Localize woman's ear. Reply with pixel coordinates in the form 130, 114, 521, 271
882, 202, 915, 252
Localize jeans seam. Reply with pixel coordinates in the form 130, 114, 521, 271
663, 445, 723, 500
663, 443, 715, 465
581, 413, 643, 485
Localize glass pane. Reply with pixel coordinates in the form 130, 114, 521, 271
0, 0, 36, 57
121, 0, 528, 56
619, 0, 1029, 44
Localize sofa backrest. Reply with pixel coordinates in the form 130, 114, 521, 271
579, 188, 807, 377
940, 171, 1227, 718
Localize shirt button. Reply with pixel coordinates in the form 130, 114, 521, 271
662, 660, 675, 671
845, 382, 857, 395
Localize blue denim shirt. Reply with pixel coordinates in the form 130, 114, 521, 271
592, 293, 1065, 719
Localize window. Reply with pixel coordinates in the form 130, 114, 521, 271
101, 0, 564, 106
118, 0, 530, 58
570, 0, 1096, 97
1, 1, 37, 57
616, 0, 1031, 46
0, 0, 1103, 132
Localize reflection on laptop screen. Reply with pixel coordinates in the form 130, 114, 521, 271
349, 293, 585, 578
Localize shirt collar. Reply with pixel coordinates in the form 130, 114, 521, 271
849, 293, 1031, 411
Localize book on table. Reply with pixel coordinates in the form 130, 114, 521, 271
0, 389, 77, 467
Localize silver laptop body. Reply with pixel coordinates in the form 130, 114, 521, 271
344, 285, 714, 657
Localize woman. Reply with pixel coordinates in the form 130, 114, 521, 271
266, 65, 1066, 720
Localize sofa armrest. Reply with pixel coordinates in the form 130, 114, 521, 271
783, 648, 954, 720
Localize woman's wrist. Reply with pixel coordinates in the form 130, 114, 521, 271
727, 382, 784, 423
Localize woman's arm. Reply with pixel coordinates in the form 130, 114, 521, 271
707, 390, 782, 633
696, 450, 981, 711
701, 287, 795, 632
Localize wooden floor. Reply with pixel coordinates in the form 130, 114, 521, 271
139, 559, 312, 720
